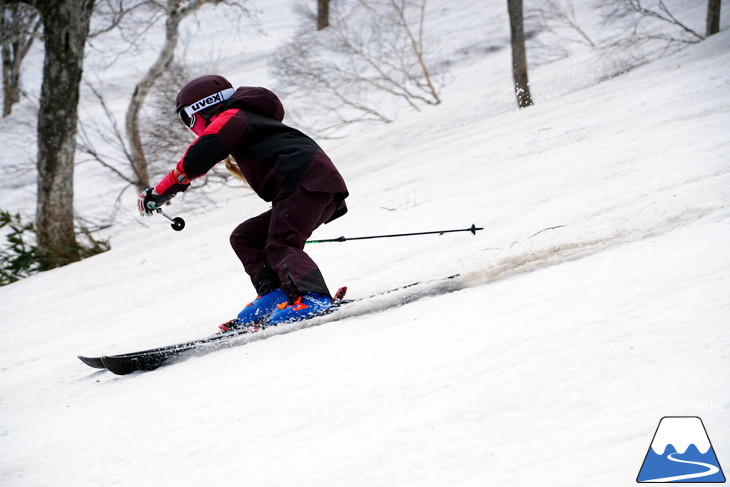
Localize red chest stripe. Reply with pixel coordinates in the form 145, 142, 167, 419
204, 108, 240, 135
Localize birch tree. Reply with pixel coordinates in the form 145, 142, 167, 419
125, 0, 225, 191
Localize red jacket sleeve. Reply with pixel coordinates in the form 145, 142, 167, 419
154, 109, 248, 196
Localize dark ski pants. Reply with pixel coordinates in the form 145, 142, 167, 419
230, 186, 338, 301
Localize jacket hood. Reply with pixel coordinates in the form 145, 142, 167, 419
226, 86, 285, 122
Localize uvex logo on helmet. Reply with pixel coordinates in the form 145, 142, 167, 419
184, 88, 235, 118
190, 91, 224, 112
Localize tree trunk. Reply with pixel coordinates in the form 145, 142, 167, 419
1, 2, 41, 117
32, 0, 94, 267
317, 0, 330, 30
2, 44, 21, 116
507, 0, 533, 109
706, 0, 721, 36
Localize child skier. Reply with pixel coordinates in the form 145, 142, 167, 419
138, 74, 348, 327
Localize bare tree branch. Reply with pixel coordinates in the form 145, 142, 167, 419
272, 0, 445, 137
598, 0, 705, 74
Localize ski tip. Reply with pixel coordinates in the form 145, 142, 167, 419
78, 355, 106, 369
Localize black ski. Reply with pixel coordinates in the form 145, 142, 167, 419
85, 327, 253, 374
78, 286, 350, 375
79, 274, 460, 375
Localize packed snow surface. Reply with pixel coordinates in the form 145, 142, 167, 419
0, 1, 728, 486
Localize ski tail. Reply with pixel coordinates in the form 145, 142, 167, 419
331, 286, 348, 306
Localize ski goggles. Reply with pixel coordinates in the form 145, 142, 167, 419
178, 88, 235, 128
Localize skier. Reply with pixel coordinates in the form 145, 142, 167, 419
137, 74, 348, 327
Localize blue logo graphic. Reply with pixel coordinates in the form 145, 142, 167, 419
637, 416, 725, 483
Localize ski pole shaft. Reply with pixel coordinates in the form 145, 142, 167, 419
306, 224, 483, 244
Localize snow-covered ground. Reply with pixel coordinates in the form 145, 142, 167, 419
1, 1, 729, 485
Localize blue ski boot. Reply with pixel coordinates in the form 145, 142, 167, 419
235, 288, 288, 326
265, 292, 333, 326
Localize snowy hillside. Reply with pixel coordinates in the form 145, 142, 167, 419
1, 1, 729, 486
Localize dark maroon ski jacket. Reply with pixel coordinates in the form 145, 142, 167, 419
155, 87, 348, 221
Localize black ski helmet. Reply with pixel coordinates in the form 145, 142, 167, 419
176, 74, 234, 128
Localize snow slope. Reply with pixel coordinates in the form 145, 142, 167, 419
1, 1, 729, 486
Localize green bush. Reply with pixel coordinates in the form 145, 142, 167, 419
0, 210, 44, 286
1, 209, 112, 286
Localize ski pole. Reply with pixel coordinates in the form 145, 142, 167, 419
306, 224, 483, 244
156, 207, 186, 231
